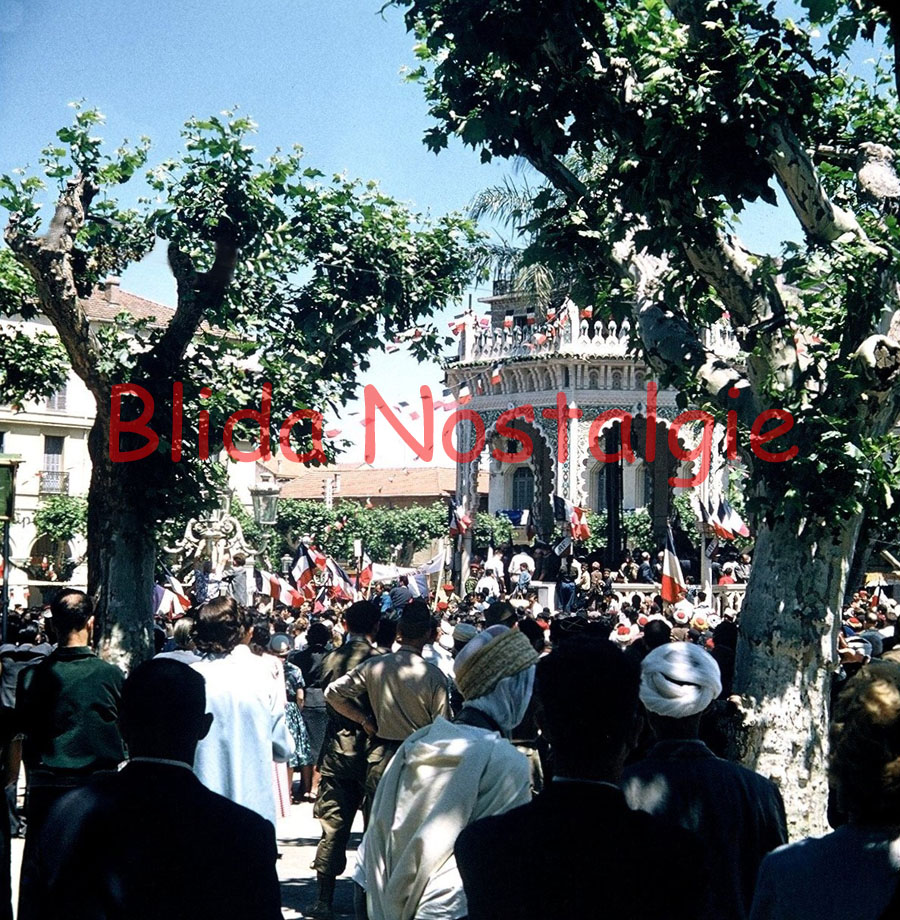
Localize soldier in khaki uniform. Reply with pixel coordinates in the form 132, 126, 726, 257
313, 602, 450, 919
308, 601, 383, 920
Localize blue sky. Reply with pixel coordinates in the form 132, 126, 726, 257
0, 0, 884, 465
0, 0, 515, 464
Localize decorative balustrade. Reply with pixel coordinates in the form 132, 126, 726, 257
531, 580, 745, 617
463, 312, 740, 364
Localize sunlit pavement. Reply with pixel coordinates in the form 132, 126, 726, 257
277, 800, 364, 919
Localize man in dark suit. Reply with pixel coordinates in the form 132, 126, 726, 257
622, 642, 787, 920
455, 638, 706, 920
34, 658, 282, 920
14, 590, 125, 920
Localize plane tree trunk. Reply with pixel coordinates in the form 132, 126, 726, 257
733, 512, 862, 839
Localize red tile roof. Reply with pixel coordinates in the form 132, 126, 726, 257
82, 283, 175, 326
82, 280, 218, 334
278, 464, 488, 501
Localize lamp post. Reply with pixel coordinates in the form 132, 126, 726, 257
0, 456, 22, 643
249, 474, 281, 568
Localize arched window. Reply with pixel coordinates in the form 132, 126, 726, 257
610, 369, 623, 390
596, 466, 608, 512
511, 467, 535, 512
26, 533, 74, 582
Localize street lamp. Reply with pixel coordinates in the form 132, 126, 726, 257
249, 475, 281, 527
249, 474, 281, 567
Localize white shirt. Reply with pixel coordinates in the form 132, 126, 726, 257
356, 718, 530, 920
475, 575, 501, 597
509, 553, 535, 574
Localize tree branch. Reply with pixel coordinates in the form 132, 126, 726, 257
4, 174, 106, 394
637, 298, 761, 427
662, 0, 867, 247
767, 123, 867, 245
141, 236, 238, 378
851, 334, 900, 436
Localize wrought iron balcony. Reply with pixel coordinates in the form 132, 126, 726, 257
38, 470, 69, 495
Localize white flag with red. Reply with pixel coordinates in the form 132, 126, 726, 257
721, 498, 750, 538
165, 571, 191, 611
358, 552, 373, 589
290, 543, 317, 590
710, 500, 734, 540
570, 506, 591, 541
661, 531, 686, 604
448, 498, 471, 536
259, 570, 303, 608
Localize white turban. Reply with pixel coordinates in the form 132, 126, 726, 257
640, 642, 722, 719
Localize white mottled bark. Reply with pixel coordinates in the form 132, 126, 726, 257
734, 513, 862, 839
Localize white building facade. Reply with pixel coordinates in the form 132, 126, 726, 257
444, 287, 739, 570
0, 279, 255, 608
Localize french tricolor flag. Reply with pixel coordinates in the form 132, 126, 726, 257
358, 552, 373, 589
290, 543, 317, 590
325, 557, 356, 601
661, 530, 686, 604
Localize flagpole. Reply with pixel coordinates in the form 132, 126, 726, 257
460, 495, 472, 590
699, 472, 713, 599
436, 538, 447, 605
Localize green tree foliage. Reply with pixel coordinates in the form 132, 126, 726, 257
470, 512, 515, 553
0, 104, 481, 665
623, 509, 654, 555
0, 250, 68, 404
386, 0, 900, 830
573, 508, 654, 554
1, 104, 482, 526
390, 0, 900, 527
275, 499, 449, 564
33, 495, 88, 544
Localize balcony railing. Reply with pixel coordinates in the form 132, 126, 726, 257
39, 470, 69, 495
457, 302, 741, 366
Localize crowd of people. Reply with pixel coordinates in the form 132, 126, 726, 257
441, 542, 749, 623
1, 553, 900, 919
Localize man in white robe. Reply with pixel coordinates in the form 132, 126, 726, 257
191, 597, 293, 826
354, 626, 538, 920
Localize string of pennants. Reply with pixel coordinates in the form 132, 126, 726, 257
455, 308, 576, 342
323, 306, 587, 443
325, 381, 501, 445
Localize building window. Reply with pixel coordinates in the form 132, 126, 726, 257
41, 435, 67, 494
596, 466, 608, 512
643, 463, 654, 510
46, 385, 67, 412
0, 431, 5, 453
610, 370, 623, 390
511, 467, 534, 512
